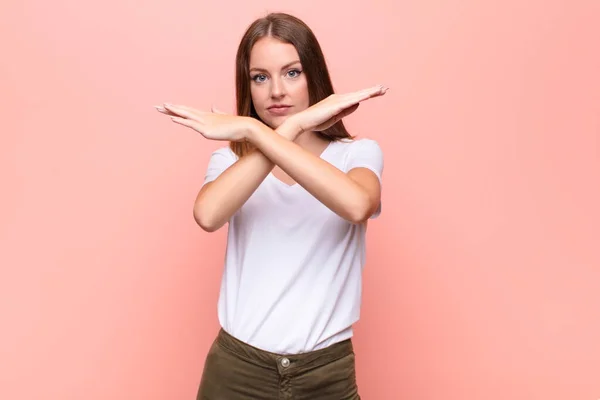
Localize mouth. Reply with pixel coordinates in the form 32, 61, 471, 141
267, 105, 292, 116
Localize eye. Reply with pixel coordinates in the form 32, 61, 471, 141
251, 74, 268, 83
287, 69, 302, 78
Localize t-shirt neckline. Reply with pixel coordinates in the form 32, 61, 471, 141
268, 140, 335, 189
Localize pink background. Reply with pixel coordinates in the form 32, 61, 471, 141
1, 0, 599, 399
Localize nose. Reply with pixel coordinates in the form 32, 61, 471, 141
270, 77, 285, 99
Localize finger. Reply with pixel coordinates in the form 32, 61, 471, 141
354, 85, 387, 100
154, 105, 177, 116
171, 116, 198, 128
345, 85, 383, 98
336, 92, 375, 110
164, 103, 194, 111
164, 104, 202, 120
163, 103, 187, 116
331, 85, 386, 109
342, 86, 387, 106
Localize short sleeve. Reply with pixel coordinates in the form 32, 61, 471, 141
202, 147, 238, 187
344, 139, 384, 218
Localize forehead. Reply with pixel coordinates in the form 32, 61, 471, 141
249, 37, 301, 69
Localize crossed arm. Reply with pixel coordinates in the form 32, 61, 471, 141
158, 85, 386, 232
192, 118, 381, 232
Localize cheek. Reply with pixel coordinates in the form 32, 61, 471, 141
250, 86, 270, 122
292, 80, 310, 107
250, 87, 268, 119
250, 86, 263, 108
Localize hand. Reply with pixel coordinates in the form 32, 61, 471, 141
288, 84, 388, 134
155, 103, 252, 142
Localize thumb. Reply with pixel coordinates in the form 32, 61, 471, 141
340, 103, 359, 118
331, 103, 360, 125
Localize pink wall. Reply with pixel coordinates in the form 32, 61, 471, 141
1, 0, 599, 399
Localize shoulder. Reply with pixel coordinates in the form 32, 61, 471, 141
333, 137, 384, 162
211, 146, 238, 159
208, 146, 239, 163
331, 137, 384, 179
335, 138, 383, 155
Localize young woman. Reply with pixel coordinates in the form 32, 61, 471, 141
156, 12, 387, 400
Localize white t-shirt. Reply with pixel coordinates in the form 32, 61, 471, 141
202, 138, 384, 354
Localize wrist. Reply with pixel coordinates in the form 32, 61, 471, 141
277, 116, 303, 140
243, 117, 260, 143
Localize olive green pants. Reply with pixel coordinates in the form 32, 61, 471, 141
197, 329, 361, 399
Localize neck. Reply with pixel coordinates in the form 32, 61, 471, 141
294, 131, 327, 148
291, 131, 331, 158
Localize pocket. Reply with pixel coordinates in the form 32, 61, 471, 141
293, 352, 359, 400
197, 339, 279, 399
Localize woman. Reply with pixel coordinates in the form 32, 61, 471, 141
156, 12, 386, 400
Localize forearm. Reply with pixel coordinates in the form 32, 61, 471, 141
193, 121, 300, 232
246, 121, 373, 223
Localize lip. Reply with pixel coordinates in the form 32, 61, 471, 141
267, 105, 292, 116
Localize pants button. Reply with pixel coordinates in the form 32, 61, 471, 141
281, 357, 290, 367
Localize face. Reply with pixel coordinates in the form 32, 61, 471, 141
248, 36, 310, 129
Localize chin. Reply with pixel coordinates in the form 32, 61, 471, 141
261, 115, 289, 129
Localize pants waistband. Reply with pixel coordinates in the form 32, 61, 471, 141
215, 328, 354, 375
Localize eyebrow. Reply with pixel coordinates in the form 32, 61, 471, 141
249, 60, 302, 73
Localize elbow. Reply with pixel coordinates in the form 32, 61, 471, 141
194, 213, 222, 232
347, 194, 375, 224
193, 204, 223, 233
198, 220, 221, 233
